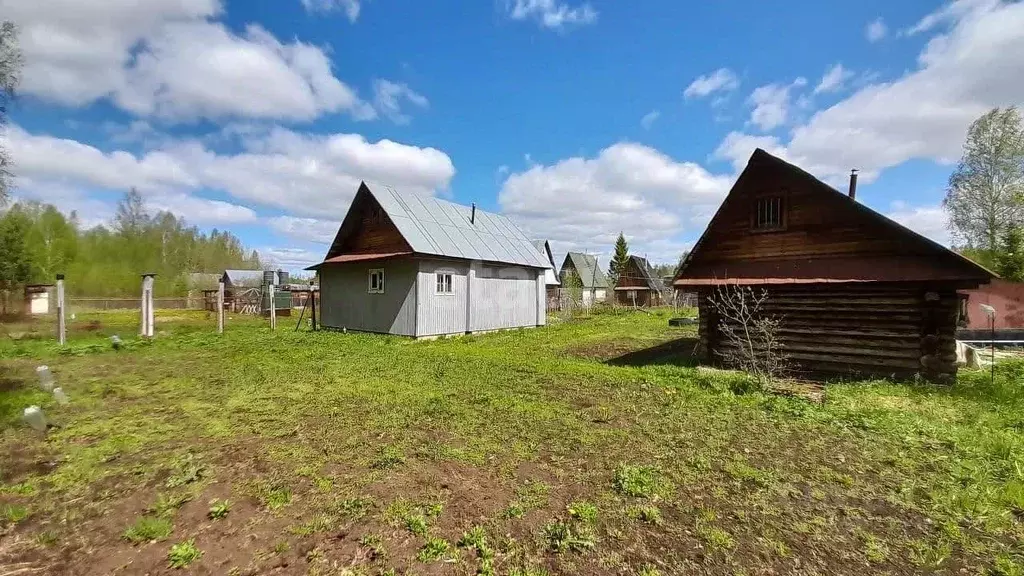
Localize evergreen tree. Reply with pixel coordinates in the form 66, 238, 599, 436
0, 207, 31, 313
996, 226, 1024, 281
608, 232, 630, 283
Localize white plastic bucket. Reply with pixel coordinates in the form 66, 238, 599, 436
36, 366, 55, 392
23, 406, 47, 432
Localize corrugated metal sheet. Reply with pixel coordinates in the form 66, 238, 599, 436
470, 274, 539, 332
319, 260, 417, 336
531, 240, 560, 286
370, 185, 550, 269
416, 261, 469, 337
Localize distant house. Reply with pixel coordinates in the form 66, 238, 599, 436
674, 149, 994, 383
560, 252, 609, 305
307, 182, 550, 337
532, 239, 560, 301
221, 269, 290, 315
614, 255, 663, 307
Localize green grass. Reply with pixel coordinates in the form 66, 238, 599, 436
3, 308, 1024, 573
124, 515, 173, 544
208, 499, 230, 519
416, 536, 452, 562
167, 538, 202, 569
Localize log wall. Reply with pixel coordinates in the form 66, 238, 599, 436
696, 284, 961, 383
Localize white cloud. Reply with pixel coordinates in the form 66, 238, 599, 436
720, 0, 1024, 185
146, 193, 258, 224
499, 142, 732, 264
506, 0, 597, 29
814, 63, 853, 94
747, 77, 807, 131
866, 17, 888, 42
259, 246, 324, 270
886, 202, 950, 245
372, 80, 429, 124
640, 110, 660, 130
904, 0, 999, 35
301, 0, 361, 22
268, 216, 340, 243
712, 132, 789, 173
5, 0, 375, 122
9, 124, 456, 220
684, 68, 740, 99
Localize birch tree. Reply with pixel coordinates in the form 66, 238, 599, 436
944, 107, 1024, 252
0, 21, 23, 204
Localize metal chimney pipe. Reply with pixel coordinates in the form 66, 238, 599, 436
471, 202, 476, 224
848, 169, 859, 200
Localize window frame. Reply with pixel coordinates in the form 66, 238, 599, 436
435, 271, 455, 295
368, 268, 385, 294
750, 193, 787, 233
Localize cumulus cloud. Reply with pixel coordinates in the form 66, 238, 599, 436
259, 246, 324, 269
372, 80, 429, 124
718, 0, 1024, 184
684, 68, 739, 99
813, 63, 853, 94
865, 17, 888, 42
268, 216, 340, 244
640, 110, 660, 130
499, 142, 732, 264
9, 124, 456, 220
747, 77, 807, 131
301, 0, 362, 21
886, 202, 950, 245
506, 0, 597, 29
5, 0, 374, 122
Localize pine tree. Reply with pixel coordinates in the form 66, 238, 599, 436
996, 226, 1024, 281
608, 232, 630, 283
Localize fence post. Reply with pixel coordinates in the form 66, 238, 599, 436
217, 281, 225, 334
56, 274, 66, 346
140, 274, 156, 337
269, 283, 277, 331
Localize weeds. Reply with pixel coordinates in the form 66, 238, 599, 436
208, 499, 230, 520
124, 516, 173, 544
168, 539, 202, 569
566, 500, 598, 524
613, 465, 664, 498
542, 519, 597, 554
417, 537, 452, 562
1, 503, 28, 524
626, 504, 661, 525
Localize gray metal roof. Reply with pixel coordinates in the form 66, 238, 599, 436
563, 252, 609, 288
532, 239, 560, 286
628, 255, 663, 291
223, 269, 277, 286
367, 184, 550, 269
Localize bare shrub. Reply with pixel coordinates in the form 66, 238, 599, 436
708, 286, 788, 389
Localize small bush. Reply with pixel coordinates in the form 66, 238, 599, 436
124, 516, 173, 544
168, 539, 202, 569
613, 465, 663, 498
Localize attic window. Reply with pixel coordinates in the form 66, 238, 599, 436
753, 196, 784, 231
368, 206, 384, 225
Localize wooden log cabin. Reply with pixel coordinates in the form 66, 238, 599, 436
614, 255, 663, 307
673, 149, 994, 383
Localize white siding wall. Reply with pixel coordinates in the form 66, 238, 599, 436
416, 260, 469, 337
470, 265, 539, 332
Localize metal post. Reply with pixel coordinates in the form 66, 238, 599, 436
991, 315, 996, 385
217, 281, 225, 334
269, 282, 276, 331
56, 274, 66, 346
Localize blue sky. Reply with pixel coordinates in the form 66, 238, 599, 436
5, 0, 1024, 270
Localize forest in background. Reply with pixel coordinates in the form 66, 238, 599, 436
0, 190, 263, 297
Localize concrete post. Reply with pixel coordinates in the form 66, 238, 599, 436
268, 283, 276, 331
140, 274, 156, 337
56, 274, 66, 346
217, 280, 225, 334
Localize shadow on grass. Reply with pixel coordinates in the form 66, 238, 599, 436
605, 337, 702, 368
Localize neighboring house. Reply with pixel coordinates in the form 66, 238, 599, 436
307, 182, 550, 337
614, 255, 663, 307
560, 252, 609, 305
674, 149, 994, 383
532, 239, 561, 301
959, 279, 1024, 332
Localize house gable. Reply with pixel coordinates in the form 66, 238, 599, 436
324, 183, 413, 261
676, 149, 993, 286
616, 256, 659, 291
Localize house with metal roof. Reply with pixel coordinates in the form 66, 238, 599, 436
532, 240, 560, 288
559, 252, 609, 305
614, 255, 664, 307
307, 182, 551, 337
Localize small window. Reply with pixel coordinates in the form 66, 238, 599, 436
753, 196, 784, 231
435, 272, 453, 294
368, 268, 385, 293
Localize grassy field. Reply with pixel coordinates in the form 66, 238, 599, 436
1, 309, 1023, 575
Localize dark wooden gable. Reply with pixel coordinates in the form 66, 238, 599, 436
676, 149, 993, 286
324, 183, 412, 260
616, 256, 657, 290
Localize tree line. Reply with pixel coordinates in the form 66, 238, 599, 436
0, 190, 263, 297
